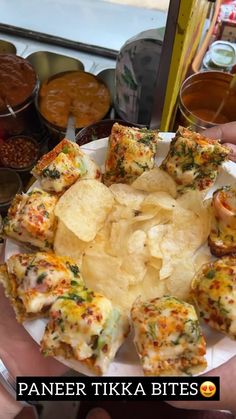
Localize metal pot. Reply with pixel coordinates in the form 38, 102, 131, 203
0, 55, 46, 142
36, 70, 112, 149
176, 71, 236, 131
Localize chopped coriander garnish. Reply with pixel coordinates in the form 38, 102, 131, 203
147, 322, 158, 340
205, 270, 215, 279
59, 293, 84, 304
36, 272, 47, 284
62, 146, 69, 154
42, 168, 61, 179
71, 280, 79, 286
66, 262, 80, 277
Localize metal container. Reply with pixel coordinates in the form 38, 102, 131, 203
0, 135, 40, 172
0, 168, 22, 214
36, 70, 112, 149
176, 71, 236, 131
96, 68, 115, 104
203, 41, 236, 72
0, 39, 16, 54
26, 50, 84, 83
0, 54, 46, 143
115, 28, 163, 126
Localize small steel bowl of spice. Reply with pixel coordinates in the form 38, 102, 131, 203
0, 135, 39, 172
0, 168, 22, 214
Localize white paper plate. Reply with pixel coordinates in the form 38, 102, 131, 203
4, 133, 236, 376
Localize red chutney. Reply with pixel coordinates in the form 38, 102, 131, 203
0, 54, 37, 112
0, 136, 39, 169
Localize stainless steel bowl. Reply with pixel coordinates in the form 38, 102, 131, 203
36, 70, 112, 149
0, 40, 16, 54
96, 68, 115, 104
0, 168, 22, 214
26, 50, 84, 83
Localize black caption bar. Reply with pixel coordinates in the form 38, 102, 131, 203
16, 376, 220, 401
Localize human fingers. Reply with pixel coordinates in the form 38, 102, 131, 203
203, 122, 236, 144
0, 383, 22, 419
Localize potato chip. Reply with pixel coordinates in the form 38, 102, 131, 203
55, 179, 114, 242
193, 244, 212, 272
147, 257, 162, 271
82, 244, 133, 310
129, 210, 158, 224
73, 167, 212, 311
128, 266, 168, 305
127, 230, 147, 254
141, 191, 176, 212
166, 258, 196, 301
54, 220, 88, 263
132, 167, 177, 197
108, 203, 135, 223
121, 255, 147, 284
147, 225, 168, 258
132, 211, 172, 233
109, 183, 146, 209
108, 220, 131, 256
177, 190, 211, 242
168, 206, 206, 252
159, 256, 174, 280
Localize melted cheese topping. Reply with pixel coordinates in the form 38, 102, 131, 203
41, 288, 129, 374
161, 127, 229, 193
4, 189, 58, 249
131, 296, 207, 376
40, 152, 86, 193
192, 257, 236, 339
6, 252, 84, 316
104, 123, 159, 186
32, 139, 101, 194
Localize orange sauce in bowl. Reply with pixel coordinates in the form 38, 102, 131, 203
38, 71, 111, 129
192, 108, 229, 124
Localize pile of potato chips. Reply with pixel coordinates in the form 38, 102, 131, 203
54, 168, 212, 313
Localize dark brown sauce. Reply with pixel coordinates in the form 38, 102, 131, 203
0, 54, 37, 112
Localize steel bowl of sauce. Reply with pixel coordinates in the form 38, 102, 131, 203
0, 135, 39, 172
176, 71, 236, 131
0, 167, 22, 214
37, 70, 111, 146
0, 54, 44, 140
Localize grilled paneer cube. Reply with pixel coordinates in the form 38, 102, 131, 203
208, 186, 236, 256
3, 188, 58, 249
41, 287, 130, 375
131, 296, 207, 376
161, 126, 229, 193
192, 256, 236, 340
32, 139, 101, 194
0, 252, 83, 322
103, 123, 159, 186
